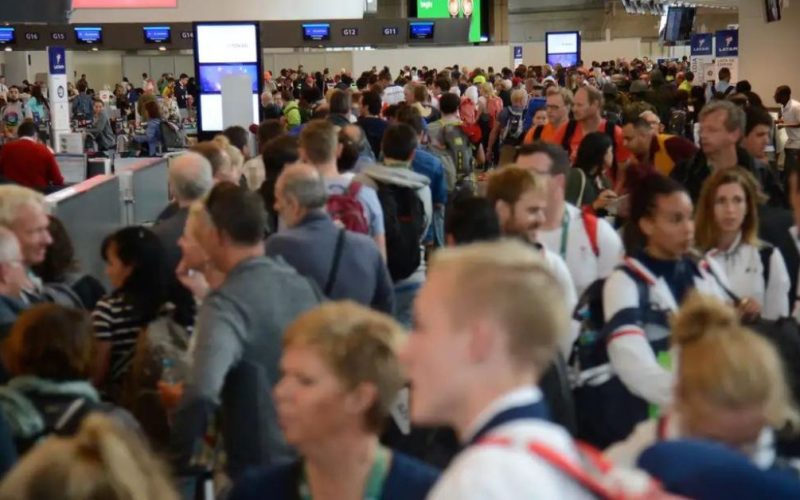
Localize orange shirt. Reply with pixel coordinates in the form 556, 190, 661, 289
523, 122, 561, 145
551, 119, 632, 164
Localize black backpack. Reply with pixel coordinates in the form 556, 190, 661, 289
667, 108, 688, 138
376, 183, 426, 282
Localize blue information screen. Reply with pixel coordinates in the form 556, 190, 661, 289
75, 27, 103, 44
144, 26, 171, 44
0, 28, 15, 45
409, 22, 435, 40
302, 24, 330, 41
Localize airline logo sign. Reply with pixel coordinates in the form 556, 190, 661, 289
48, 47, 66, 75
715, 30, 738, 57
691, 33, 712, 56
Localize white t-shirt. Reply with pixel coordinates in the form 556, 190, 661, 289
601, 257, 729, 407
541, 247, 579, 357
429, 387, 594, 500
782, 99, 800, 149
706, 233, 790, 320
539, 203, 624, 297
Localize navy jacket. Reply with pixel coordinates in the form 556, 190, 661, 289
228, 451, 440, 500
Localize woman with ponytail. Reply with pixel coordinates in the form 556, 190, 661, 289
607, 292, 800, 472
574, 174, 728, 449
0, 414, 179, 500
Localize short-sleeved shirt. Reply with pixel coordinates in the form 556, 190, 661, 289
782, 99, 800, 149
324, 176, 385, 237
92, 293, 147, 387
523, 122, 561, 145
552, 119, 632, 164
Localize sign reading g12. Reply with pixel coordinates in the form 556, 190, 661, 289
342, 28, 358, 37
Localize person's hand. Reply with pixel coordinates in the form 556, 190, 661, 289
737, 297, 762, 321
486, 148, 494, 164
176, 261, 210, 300
593, 190, 618, 211
158, 381, 184, 411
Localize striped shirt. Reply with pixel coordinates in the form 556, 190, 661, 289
92, 293, 147, 390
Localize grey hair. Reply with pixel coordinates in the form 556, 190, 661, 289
169, 152, 214, 203
0, 227, 21, 263
282, 169, 328, 210
700, 100, 746, 133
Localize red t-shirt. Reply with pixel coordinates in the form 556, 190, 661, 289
0, 137, 64, 188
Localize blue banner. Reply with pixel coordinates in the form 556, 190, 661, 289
48, 47, 66, 75
715, 30, 738, 58
691, 33, 713, 56
513, 46, 523, 59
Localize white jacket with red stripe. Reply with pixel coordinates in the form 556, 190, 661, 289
600, 256, 729, 408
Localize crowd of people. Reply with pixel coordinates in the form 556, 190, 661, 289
0, 55, 796, 499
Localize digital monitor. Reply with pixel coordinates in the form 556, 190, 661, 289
663, 6, 696, 43
0, 28, 15, 45
416, 0, 484, 43
302, 23, 330, 42
194, 22, 261, 135
143, 26, 171, 44
545, 31, 581, 68
75, 26, 103, 45
409, 22, 435, 40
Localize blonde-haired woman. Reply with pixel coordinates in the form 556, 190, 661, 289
0, 414, 179, 500
695, 167, 790, 320
607, 292, 800, 470
229, 302, 439, 500
212, 135, 244, 185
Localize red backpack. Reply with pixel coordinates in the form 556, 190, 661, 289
326, 181, 370, 234
486, 96, 504, 130
459, 96, 479, 126
479, 437, 682, 500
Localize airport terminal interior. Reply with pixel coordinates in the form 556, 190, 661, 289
0, 0, 799, 498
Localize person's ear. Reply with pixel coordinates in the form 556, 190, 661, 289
495, 200, 511, 224
468, 319, 496, 364
336, 142, 344, 159
639, 215, 655, 239
344, 382, 378, 417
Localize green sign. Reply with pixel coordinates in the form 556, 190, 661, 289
417, 0, 482, 43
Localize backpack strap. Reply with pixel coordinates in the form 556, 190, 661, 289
759, 244, 774, 287
324, 229, 346, 297
580, 208, 600, 257
533, 124, 544, 141
478, 436, 615, 500
347, 180, 362, 198
561, 120, 579, 152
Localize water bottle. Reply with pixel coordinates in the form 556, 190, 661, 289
161, 357, 180, 385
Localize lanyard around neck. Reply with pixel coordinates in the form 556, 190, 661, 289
559, 208, 571, 259
299, 446, 390, 500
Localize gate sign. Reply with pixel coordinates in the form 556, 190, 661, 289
715, 30, 738, 58
690, 33, 712, 56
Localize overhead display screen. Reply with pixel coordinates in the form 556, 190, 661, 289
194, 23, 261, 134
0, 28, 16, 45
144, 26, 171, 44
409, 22, 435, 40
72, 0, 177, 7
417, 0, 482, 43
545, 31, 581, 67
302, 23, 331, 42
75, 27, 103, 45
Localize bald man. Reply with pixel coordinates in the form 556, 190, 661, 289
152, 152, 215, 326
266, 163, 394, 313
